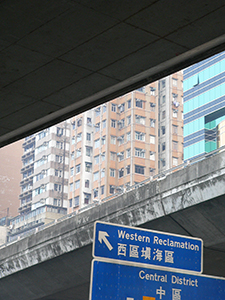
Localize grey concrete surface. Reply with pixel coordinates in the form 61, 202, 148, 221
1, 150, 225, 299
1, 1, 225, 146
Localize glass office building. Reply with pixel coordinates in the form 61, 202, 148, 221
183, 51, 225, 160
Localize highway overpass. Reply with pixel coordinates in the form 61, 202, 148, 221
0, 149, 225, 299
1, 0, 225, 146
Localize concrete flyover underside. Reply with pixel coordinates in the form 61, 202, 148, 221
0, 151, 225, 299
1, 0, 225, 146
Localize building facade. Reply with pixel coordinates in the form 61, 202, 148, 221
9, 122, 70, 240
183, 51, 225, 160
68, 72, 183, 213
9, 72, 183, 238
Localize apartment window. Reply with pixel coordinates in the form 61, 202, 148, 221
102, 119, 106, 128
161, 80, 165, 88
150, 135, 155, 144
70, 167, 74, 176
173, 157, 178, 166
118, 151, 124, 161
77, 118, 82, 127
56, 155, 63, 163
56, 127, 63, 137
119, 168, 124, 178
173, 140, 178, 151
35, 172, 44, 182
77, 133, 82, 142
95, 123, 100, 132
87, 132, 91, 141
162, 142, 166, 151
75, 164, 81, 173
54, 183, 62, 192
135, 131, 145, 141
162, 126, 166, 135
135, 148, 145, 158
69, 199, 72, 208
109, 185, 115, 194
110, 152, 116, 160
84, 193, 91, 204
111, 135, 116, 144
150, 119, 155, 127
111, 103, 116, 112
76, 149, 81, 157
127, 115, 131, 125
135, 165, 145, 175
162, 110, 166, 119
38, 129, 49, 140
102, 136, 106, 145
101, 152, 105, 161
135, 115, 145, 125
75, 180, 80, 189
95, 107, 100, 117
172, 93, 178, 102
94, 171, 99, 181
110, 169, 115, 177
72, 122, 75, 130
55, 169, 62, 177
150, 152, 155, 161
127, 99, 131, 109
135, 98, 143, 108
111, 119, 116, 128
173, 109, 178, 118
172, 78, 178, 86
118, 118, 125, 129
94, 139, 100, 148
71, 137, 75, 145
53, 198, 60, 206
162, 95, 166, 104
118, 135, 124, 145
85, 162, 92, 172
150, 87, 156, 96
119, 103, 125, 113
150, 102, 156, 111
126, 148, 131, 158
85, 180, 89, 188
101, 185, 104, 195
87, 117, 92, 125
172, 125, 178, 134
86, 146, 92, 157
101, 169, 105, 178
94, 155, 99, 164
161, 159, 166, 167
74, 196, 79, 207
127, 132, 131, 141
94, 189, 98, 198
56, 141, 63, 149
126, 165, 130, 174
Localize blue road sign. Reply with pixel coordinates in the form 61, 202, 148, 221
93, 221, 203, 273
90, 260, 225, 300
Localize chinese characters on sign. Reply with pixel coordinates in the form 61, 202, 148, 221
90, 260, 225, 300
118, 243, 174, 264
93, 221, 203, 273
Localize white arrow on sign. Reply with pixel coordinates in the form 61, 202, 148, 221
98, 231, 113, 251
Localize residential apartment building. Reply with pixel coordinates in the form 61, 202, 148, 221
9, 122, 70, 240
183, 51, 225, 160
68, 72, 183, 213
8, 72, 183, 239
